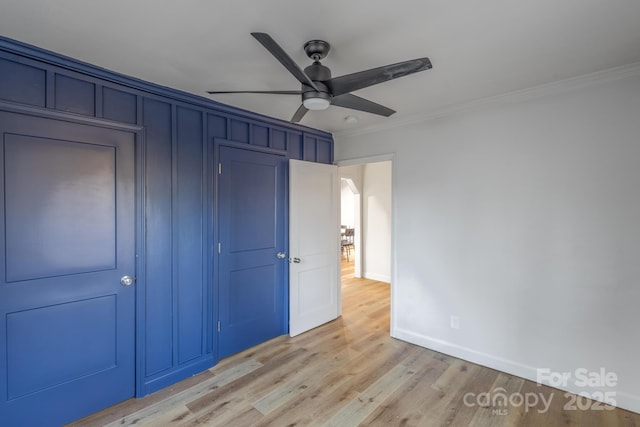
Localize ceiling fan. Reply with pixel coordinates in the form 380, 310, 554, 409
207, 33, 433, 123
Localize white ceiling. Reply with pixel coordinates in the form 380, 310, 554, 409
2, 0, 640, 134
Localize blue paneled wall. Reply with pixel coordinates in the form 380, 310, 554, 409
0, 37, 333, 396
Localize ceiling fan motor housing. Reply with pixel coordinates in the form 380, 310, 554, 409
303, 63, 332, 103
304, 62, 331, 84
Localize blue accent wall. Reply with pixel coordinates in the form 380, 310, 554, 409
0, 36, 333, 397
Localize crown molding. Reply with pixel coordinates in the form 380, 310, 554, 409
335, 61, 640, 139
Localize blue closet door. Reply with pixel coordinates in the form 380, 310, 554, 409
217, 145, 287, 358
0, 110, 136, 426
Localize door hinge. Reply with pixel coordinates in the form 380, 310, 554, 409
218, 242, 221, 254
218, 163, 222, 175
217, 320, 221, 332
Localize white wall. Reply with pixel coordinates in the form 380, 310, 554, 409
338, 164, 364, 192
334, 69, 640, 413
340, 180, 355, 228
362, 162, 391, 283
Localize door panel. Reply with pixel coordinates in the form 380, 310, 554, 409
7, 295, 117, 400
5, 134, 116, 281
289, 159, 339, 337
218, 146, 286, 358
0, 110, 136, 427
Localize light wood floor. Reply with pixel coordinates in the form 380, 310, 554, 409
72, 258, 640, 426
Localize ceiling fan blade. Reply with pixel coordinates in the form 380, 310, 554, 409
331, 93, 396, 117
291, 104, 308, 122
251, 32, 319, 92
207, 90, 301, 95
328, 58, 432, 97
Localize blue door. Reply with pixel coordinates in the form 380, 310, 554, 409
0, 110, 136, 426
217, 145, 287, 358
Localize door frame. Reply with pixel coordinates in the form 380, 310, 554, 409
0, 101, 147, 397
212, 138, 290, 359
336, 153, 395, 331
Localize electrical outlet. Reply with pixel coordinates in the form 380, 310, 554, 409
450, 315, 460, 329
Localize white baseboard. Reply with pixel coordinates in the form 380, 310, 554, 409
364, 272, 390, 283
391, 327, 640, 414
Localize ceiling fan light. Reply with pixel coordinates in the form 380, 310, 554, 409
303, 97, 331, 110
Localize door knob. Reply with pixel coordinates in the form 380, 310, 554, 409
276, 252, 287, 259
121, 275, 135, 286
292, 257, 301, 264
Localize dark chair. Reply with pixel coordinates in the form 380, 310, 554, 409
341, 228, 355, 261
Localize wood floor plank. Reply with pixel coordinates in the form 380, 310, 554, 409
467, 372, 526, 427
321, 363, 416, 427
186, 348, 308, 413
103, 359, 263, 426
67, 370, 215, 426
515, 379, 581, 427
361, 354, 451, 426
251, 339, 421, 426
252, 345, 362, 415
212, 334, 290, 370
441, 365, 501, 426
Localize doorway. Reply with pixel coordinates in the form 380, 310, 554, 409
339, 160, 392, 283
338, 157, 393, 324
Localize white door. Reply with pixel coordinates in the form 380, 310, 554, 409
289, 159, 340, 337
